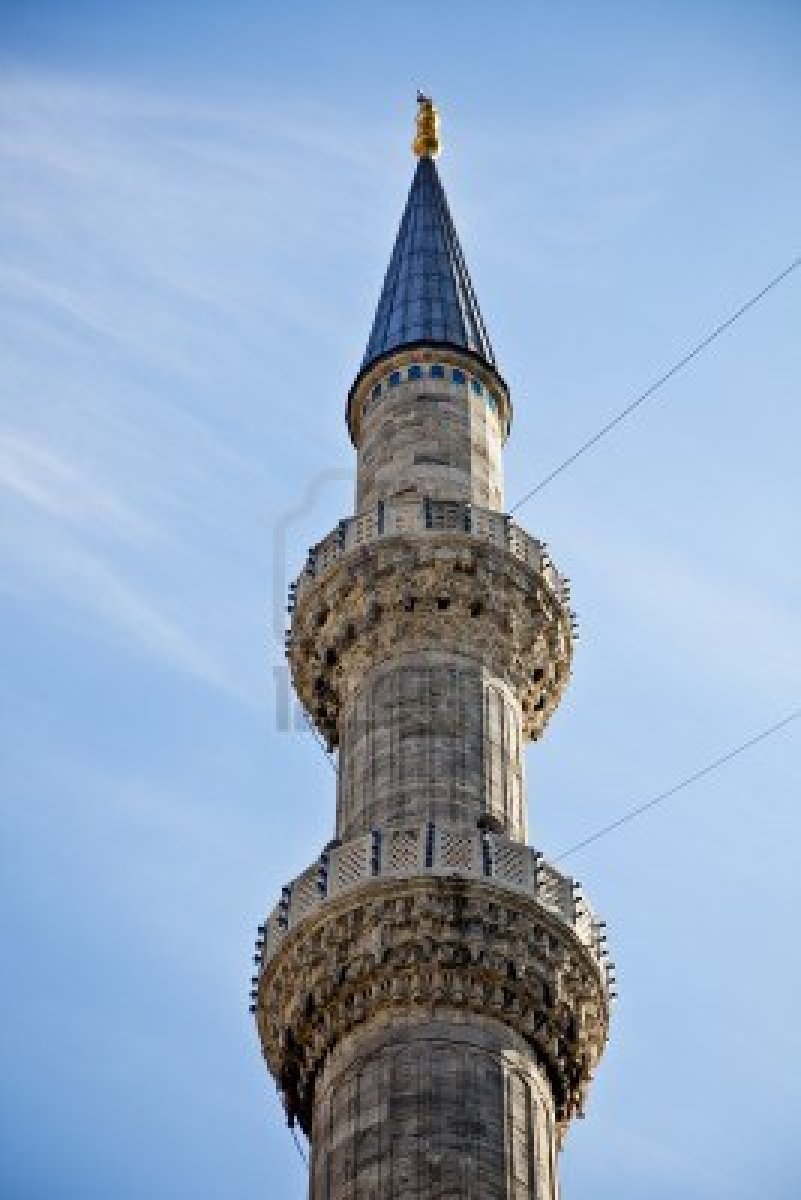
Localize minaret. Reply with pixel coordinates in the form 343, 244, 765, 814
251, 97, 612, 1199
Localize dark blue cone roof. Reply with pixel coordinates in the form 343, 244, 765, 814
359, 156, 496, 376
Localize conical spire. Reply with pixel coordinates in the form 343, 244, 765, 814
358, 100, 496, 380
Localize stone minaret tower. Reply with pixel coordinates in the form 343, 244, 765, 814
252, 97, 612, 1198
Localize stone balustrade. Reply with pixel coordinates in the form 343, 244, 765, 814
291, 497, 570, 609
251, 826, 613, 1138
256, 823, 610, 985
285, 496, 576, 748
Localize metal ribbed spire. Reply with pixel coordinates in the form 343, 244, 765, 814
359, 147, 496, 377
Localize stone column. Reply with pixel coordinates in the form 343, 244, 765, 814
336, 652, 526, 842
310, 1017, 558, 1200
255, 872, 607, 1200
254, 351, 610, 1200
354, 351, 505, 514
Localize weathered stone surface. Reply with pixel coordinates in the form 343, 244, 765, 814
355, 357, 505, 513
255, 875, 608, 1146
287, 531, 572, 752
335, 655, 526, 840
254, 213, 611, 1192
311, 1018, 557, 1200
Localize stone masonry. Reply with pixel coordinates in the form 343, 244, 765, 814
250, 98, 612, 1198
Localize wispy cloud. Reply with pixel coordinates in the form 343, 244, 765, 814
0, 430, 243, 697
0, 71, 383, 372
573, 525, 801, 698
0, 72, 377, 701
5, 529, 238, 696
0, 431, 156, 540
463, 97, 718, 255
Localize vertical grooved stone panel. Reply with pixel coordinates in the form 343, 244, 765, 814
311, 1019, 557, 1200
336, 654, 526, 841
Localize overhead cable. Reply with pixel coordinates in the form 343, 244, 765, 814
555, 708, 799, 861
510, 257, 801, 513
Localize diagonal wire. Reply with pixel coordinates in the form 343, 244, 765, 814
301, 708, 338, 773
278, 264, 801, 813
554, 708, 799, 861
290, 1125, 308, 1166
510, 257, 801, 514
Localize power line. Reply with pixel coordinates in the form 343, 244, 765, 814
554, 708, 799, 861
510, 257, 801, 514
302, 709, 338, 773
290, 1125, 308, 1166
276, 263, 801, 788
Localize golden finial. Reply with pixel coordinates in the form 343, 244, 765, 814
413, 91, 441, 158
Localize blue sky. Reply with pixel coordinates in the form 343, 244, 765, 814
1, 2, 799, 1197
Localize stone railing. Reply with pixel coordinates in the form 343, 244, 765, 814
290, 498, 570, 607
256, 824, 610, 978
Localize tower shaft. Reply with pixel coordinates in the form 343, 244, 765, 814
312, 1013, 558, 1199
252, 100, 611, 1199
339, 347, 520, 842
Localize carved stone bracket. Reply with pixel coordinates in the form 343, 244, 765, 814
287, 533, 573, 747
254, 876, 609, 1141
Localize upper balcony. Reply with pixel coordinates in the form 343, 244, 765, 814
285, 496, 576, 747
291, 496, 571, 609
253, 822, 613, 990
